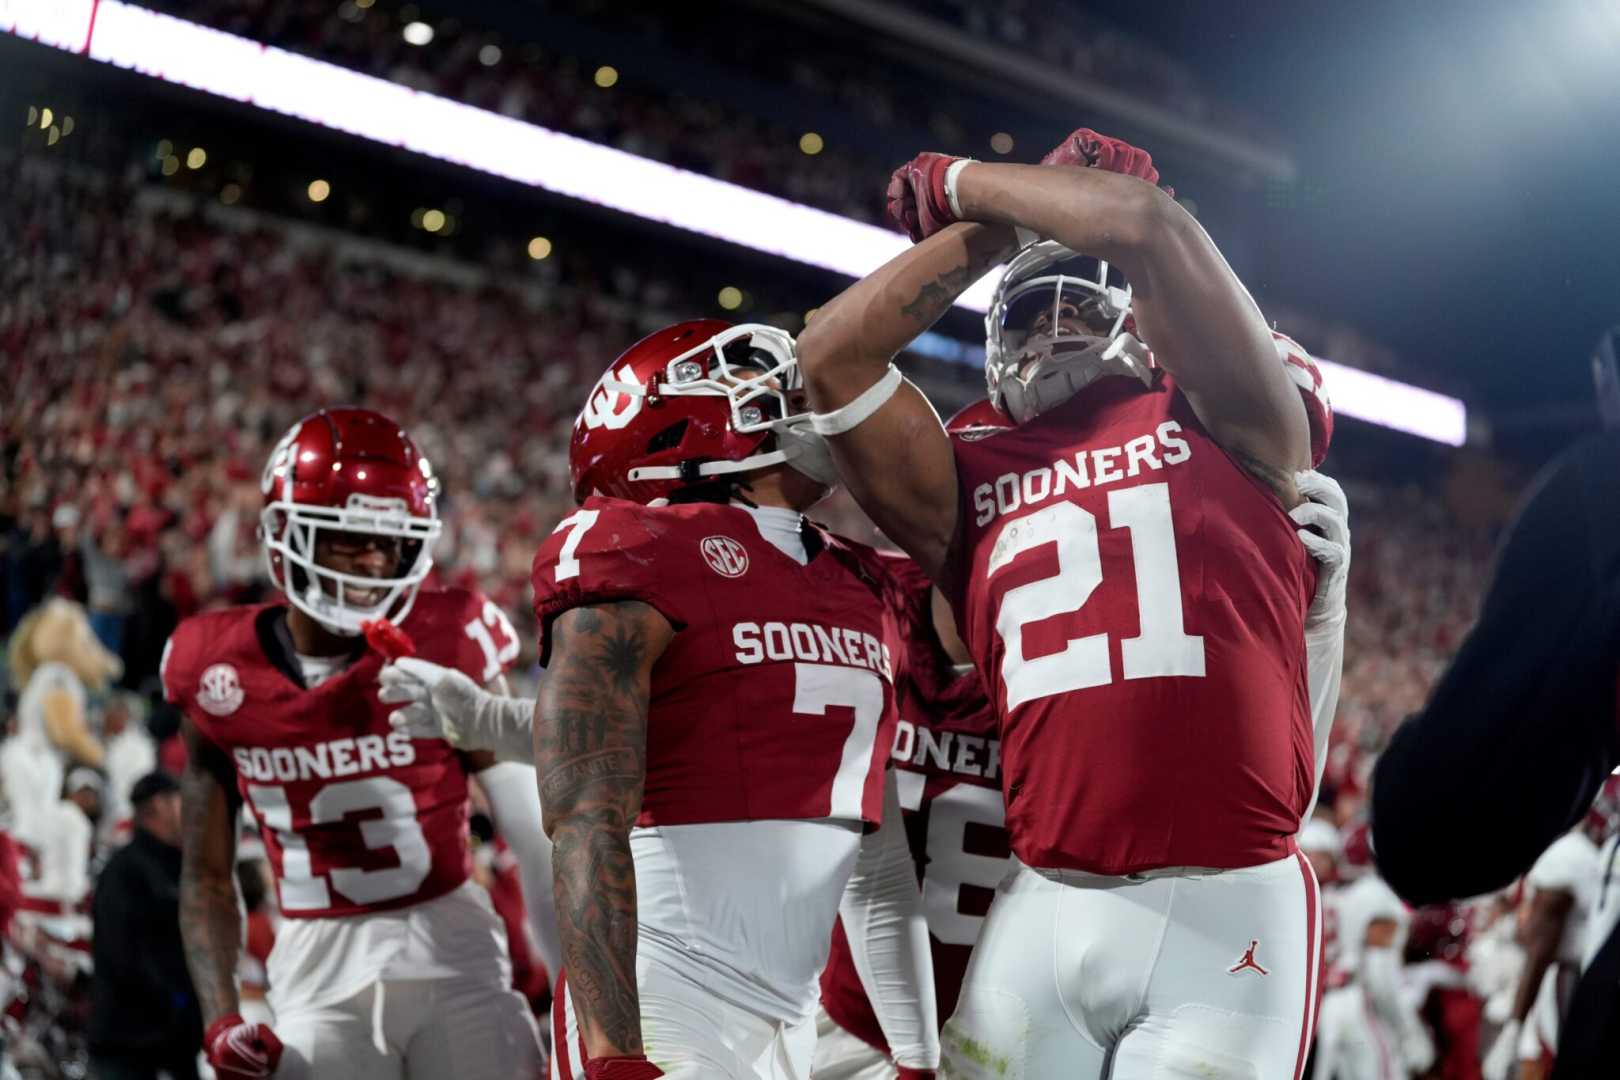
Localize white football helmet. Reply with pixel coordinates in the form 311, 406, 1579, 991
984, 240, 1154, 424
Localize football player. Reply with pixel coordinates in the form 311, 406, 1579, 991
794, 129, 1342, 1076
1304, 820, 1435, 1080
378, 321, 940, 1080
1483, 789, 1616, 1080
815, 400, 1352, 1080
164, 408, 552, 1080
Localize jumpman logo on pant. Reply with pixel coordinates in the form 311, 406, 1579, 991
1227, 939, 1269, 976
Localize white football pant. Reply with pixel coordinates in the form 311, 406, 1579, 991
1311, 986, 1401, 1080
551, 945, 815, 1080
940, 852, 1320, 1079
273, 973, 543, 1080
811, 1005, 895, 1080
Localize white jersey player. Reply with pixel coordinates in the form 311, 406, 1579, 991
1304, 820, 1433, 1079
1484, 827, 1601, 1080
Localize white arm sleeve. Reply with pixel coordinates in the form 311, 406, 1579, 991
837, 770, 939, 1071
476, 762, 562, 979
468, 693, 537, 763
1299, 611, 1346, 827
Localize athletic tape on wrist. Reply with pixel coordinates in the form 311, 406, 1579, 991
943, 159, 977, 219
809, 365, 904, 436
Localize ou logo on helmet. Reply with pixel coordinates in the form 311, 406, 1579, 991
700, 536, 749, 579
581, 365, 644, 431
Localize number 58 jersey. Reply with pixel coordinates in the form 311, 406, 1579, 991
531, 496, 897, 828
161, 587, 521, 918
941, 374, 1318, 876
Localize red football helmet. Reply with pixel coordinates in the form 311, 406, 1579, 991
259, 407, 441, 635
1272, 330, 1334, 469
944, 397, 1012, 440
569, 320, 834, 504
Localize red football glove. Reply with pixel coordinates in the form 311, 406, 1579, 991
885, 152, 969, 244
585, 1056, 665, 1079
362, 618, 417, 661
204, 1014, 284, 1080
896, 1068, 938, 1080
1041, 127, 1160, 186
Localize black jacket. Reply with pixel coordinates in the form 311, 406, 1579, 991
1372, 432, 1620, 904
87, 826, 203, 1055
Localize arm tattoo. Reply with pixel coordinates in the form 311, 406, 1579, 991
1231, 447, 1298, 507
534, 600, 666, 1057
178, 732, 242, 1024
897, 229, 1015, 326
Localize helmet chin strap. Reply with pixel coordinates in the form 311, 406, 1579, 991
627, 425, 838, 486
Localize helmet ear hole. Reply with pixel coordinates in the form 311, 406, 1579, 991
646, 420, 689, 454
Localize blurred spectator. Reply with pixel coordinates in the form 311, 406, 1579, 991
87, 771, 200, 1080
100, 692, 159, 845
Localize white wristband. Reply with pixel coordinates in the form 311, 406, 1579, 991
943, 158, 977, 219
809, 365, 904, 436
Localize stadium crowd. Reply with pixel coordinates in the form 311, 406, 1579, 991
0, 127, 1525, 1076
136, 0, 1284, 229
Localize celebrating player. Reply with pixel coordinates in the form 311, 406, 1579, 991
379, 322, 939, 1080
795, 130, 1342, 1076
164, 407, 551, 1080
815, 400, 1352, 1080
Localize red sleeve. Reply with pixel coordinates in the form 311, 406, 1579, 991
529, 499, 689, 665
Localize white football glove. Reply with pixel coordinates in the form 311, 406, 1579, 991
1291, 470, 1349, 631
1481, 1017, 1521, 1080
377, 657, 535, 762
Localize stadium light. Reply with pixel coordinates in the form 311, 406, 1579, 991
718, 286, 744, 310
402, 22, 433, 46
0, 0, 1468, 445
799, 132, 824, 156
990, 132, 1014, 155
527, 235, 552, 260
307, 178, 331, 202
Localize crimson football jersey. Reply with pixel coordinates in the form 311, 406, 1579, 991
820, 553, 1008, 1054
941, 372, 1317, 875
530, 496, 896, 827
162, 588, 521, 919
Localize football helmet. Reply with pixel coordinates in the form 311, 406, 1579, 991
944, 397, 1012, 440
569, 319, 834, 504
260, 407, 441, 636
984, 240, 1153, 425
985, 242, 1335, 467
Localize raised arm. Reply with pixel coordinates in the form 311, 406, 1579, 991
797, 223, 1016, 578
952, 161, 1311, 500
534, 600, 673, 1062
178, 717, 243, 1025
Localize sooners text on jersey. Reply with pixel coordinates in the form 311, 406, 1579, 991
162, 587, 520, 918
821, 554, 1009, 1052
942, 373, 1317, 875
531, 496, 896, 827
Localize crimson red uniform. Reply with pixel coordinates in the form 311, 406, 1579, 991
941, 372, 1317, 875
161, 587, 518, 918
531, 496, 898, 828
820, 554, 1008, 1057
